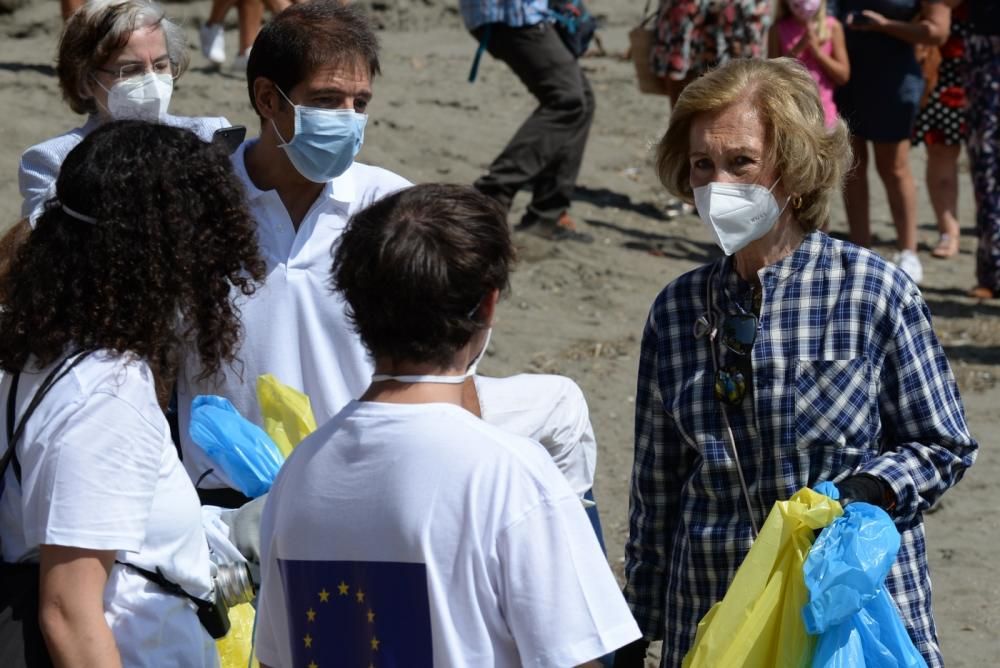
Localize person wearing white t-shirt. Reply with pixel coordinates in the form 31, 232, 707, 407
255, 183, 640, 667
175, 1, 410, 504
0, 122, 265, 667
467, 373, 612, 553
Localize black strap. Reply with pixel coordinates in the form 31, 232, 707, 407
1, 351, 94, 493
468, 23, 493, 83
114, 560, 214, 610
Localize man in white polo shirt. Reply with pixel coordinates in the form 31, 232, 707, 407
177, 0, 410, 505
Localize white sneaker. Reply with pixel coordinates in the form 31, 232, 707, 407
893, 249, 924, 284
199, 23, 226, 65
232, 48, 251, 71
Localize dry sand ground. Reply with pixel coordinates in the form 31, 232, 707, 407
1, 0, 997, 663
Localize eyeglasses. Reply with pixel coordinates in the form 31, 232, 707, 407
714, 313, 758, 406
96, 59, 176, 81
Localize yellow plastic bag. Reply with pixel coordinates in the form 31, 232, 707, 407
256, 374, 318, 458
216, 603, 259, 668
682, 487, 843, 668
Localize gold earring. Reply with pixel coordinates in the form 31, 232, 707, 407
792, 195, 803, 210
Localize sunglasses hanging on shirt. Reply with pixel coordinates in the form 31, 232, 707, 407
714, 309, 758, 406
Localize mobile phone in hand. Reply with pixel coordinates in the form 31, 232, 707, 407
212, 125, 246, 154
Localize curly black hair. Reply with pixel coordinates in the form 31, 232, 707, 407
0, 121, 265, 393
331, 183, 514, 368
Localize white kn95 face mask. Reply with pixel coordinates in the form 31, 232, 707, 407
693, 179, 788, 255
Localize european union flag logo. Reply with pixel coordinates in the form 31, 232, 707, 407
278, 559, 433, 668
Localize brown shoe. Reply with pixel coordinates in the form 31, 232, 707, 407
556, 212, 578, 231
968, 285, 996, 299
931, 234, 959, 259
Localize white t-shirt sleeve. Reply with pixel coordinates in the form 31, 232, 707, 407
496, 494, 640, 666
477, 375, 597, 496
253, 475, 288, 668
22, 389, 163, 552
541, 378, 597, 496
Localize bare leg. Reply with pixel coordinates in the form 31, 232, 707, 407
666, 75, 695, 109
843, 135, 871, 247
873, 140, 919, 252
60, 0, 84, 20
237, 0, 265, 54
208, 0, 239, 25
925, 142, 962, 256
263, 0, 292, 13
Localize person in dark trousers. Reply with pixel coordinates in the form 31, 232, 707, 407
462, 0, 595, 242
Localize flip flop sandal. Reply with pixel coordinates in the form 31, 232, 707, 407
931, 233, 959, 259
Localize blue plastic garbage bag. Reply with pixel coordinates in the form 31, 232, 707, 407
189, 395, 284, 498
804, 483, 926, 668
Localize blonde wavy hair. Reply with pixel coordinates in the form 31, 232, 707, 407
656, 58, 852, 232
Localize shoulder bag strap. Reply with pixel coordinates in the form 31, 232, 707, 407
0, 351, 94, 493
0, 371, 21, 494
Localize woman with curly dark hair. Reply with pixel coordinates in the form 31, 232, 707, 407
0, 121, 263, 667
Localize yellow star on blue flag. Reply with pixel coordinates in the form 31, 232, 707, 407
279, 559, 432, 667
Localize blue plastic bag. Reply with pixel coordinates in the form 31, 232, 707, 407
803, 484, 927, 668
188, 395, 284, 498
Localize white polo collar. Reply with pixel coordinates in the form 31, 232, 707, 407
232, 139, 357, 206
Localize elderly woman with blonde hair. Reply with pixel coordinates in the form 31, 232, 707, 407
616, 58, 977, 668
18, 0, 230, 227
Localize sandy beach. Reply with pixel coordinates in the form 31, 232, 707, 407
1, 0, 997, 663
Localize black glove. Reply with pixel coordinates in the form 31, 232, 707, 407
612, 638, 649, 668
837, 474, 895, 511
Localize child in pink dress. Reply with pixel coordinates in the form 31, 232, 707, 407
769, 0, 851, 128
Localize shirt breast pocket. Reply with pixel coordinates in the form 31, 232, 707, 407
794, 358, 876, 460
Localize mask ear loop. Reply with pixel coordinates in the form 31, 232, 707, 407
269, 85, 298, 146
704, 264, 761, 539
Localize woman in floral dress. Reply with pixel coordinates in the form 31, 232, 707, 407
651, 0, 772, 105
911, 0, 970, 259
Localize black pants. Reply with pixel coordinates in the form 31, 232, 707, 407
473, 22, 595, 223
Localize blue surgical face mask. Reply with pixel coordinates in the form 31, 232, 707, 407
271, 86, 367, 183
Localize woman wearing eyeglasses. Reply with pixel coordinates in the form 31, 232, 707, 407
615, 58, 977, 668
17, 0, 231, 228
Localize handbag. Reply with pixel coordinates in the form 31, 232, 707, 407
0, 352, 93, 668
913, 9, 943, 108
629, 0, 669, 96
548, 0, 598, 58
915, 42, 942, 108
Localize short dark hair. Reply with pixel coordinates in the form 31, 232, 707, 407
246, 1, 381, 115
332, 184, 515, 368
0, 121, 265, 388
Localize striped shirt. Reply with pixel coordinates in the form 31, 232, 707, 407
624, 232, 977, 667
458, 0, 550, 31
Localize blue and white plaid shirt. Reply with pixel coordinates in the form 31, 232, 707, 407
458, 0, 550, 31
624, 232, 977, 668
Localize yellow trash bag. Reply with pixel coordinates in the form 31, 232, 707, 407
682, 487, 843, 668
216, 603, 259, 668
256, 374, 318, 458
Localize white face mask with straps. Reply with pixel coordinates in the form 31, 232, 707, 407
693, 178, 789, 256
95, 72, 173, 122
371, 328, 493, 385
